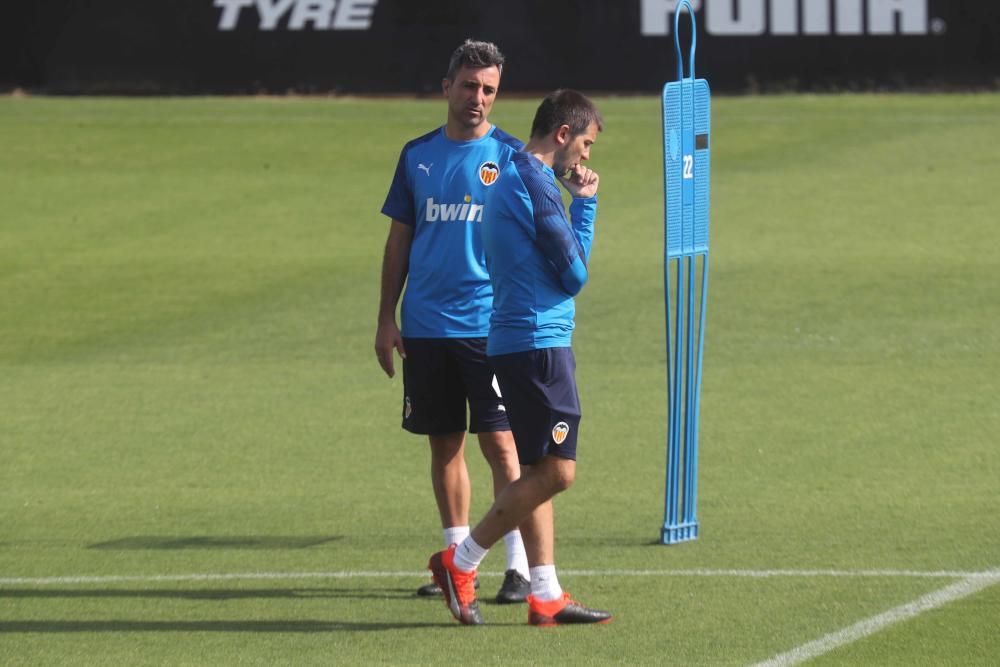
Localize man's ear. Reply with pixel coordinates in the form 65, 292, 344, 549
441, 78, 451, 97
555, 124, 571, 146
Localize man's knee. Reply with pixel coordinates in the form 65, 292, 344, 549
528, 456, 575, 494
550, 460, 575, 492
478, 431, 519, 469
429, 432, 466, 465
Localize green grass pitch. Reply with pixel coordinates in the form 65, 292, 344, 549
1, 93, 999, 665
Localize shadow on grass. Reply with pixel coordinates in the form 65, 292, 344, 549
87, 536, 341, 550
0, 587, 417, 600
0, 587, 528, 632
0, 619, 460, 633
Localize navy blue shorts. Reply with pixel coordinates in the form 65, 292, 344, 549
401, 338, 510, 435
489, 347, 581, 465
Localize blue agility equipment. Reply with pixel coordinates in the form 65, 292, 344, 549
661, 0, 710, 545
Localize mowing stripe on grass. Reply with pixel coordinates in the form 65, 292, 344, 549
751, 570, 1000, 667
0, 568, 995, 586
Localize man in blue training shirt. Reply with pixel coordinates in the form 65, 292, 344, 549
429, 90, 612, 626
376, 40, 531, 603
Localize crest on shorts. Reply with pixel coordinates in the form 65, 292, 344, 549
404, 396, 412, 419
479, 161, 500, 186
551, 421, 570, 445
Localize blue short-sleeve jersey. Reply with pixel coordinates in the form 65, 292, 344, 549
482, 151, 598, 356
381, 125, 524, 338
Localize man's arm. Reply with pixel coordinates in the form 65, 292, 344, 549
568, 196, 597, 263
532, 166, 599, 296
374, 220, 414, 378
535, 212, 589, 297
560, 164, 599, 262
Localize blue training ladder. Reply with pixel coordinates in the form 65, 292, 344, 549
661, 0, 711, 545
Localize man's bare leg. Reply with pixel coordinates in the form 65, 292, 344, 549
429, 432, 470, 528
478, 429, 530, 601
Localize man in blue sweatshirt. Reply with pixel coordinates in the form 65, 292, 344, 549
429, 89, 612, 627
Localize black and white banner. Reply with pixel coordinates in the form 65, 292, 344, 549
2, 0, 998, 93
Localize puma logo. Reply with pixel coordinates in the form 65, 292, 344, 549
418, 163, 433, 176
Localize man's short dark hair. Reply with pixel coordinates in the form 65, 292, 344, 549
530, 89, 604, 139
446, 39, 505, 81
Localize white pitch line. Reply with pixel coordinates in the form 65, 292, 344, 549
559, 569, 997, 579
0, 568, 994, 587
751, 570, 1000, 667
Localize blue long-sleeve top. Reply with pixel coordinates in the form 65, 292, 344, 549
482, 151, 597, 356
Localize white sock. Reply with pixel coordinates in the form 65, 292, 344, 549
529, 565, 563, 601
452, 536, 489, 573
503, 530, 530, 579
443, 526, 470, 548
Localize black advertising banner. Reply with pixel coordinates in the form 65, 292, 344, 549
2, 0, 998, 94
